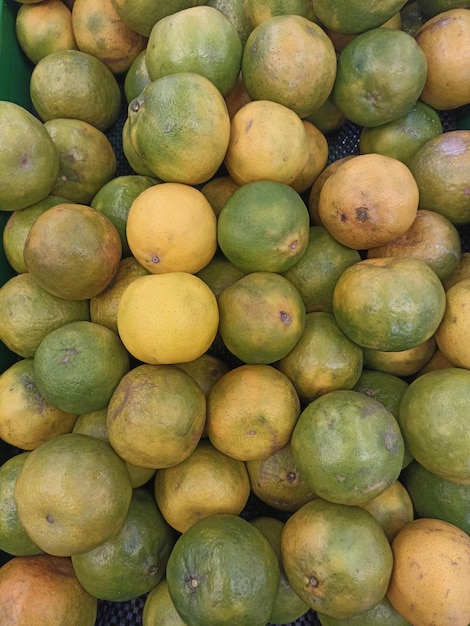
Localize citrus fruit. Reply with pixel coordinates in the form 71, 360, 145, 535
217, 180, 310, 273
107, 363, 206, 469
362, 337, 437, 378
402, 460, 470, 534
324, 10, 402, 54
23, 202, 122, 300
29, 49, 121, 131
332, 28, 427, 127
91, 175, 158, 258
223, 71, 252, 119
223, 98, 309, 185
332, 258, 446, 352
33, 320, 130, 415
408, 130, 470, 225
245, 442, 317, 513
117, 272, 219, 365
281, 225, 361, 313
166, 513, 280, 626
318, 153, 419, 250
387, 518, 470, 626
206, 363, 301, 461
0, 272, 90, 358
154, 439, 250, 533
0, 554, 97, 626
2, 195, 68, 274
121, 117, 156, 177
71, 0, 146, 74
278, 311, 364, 404
244, 0, 312, 27
196, 252, 245, 300
435, 278, 470, 369
89, 256, 149, 334
417, 346, 454, 375
415, 8, 470, 110
358, 480, 414, 543
313, 0, 407, 34
0, 358, 78, 451
14, 432, 133, 556
397, 367, 470, 484
241, 15, 337, 118
317, 596, 411, 626
291, 390, 404, 505
0, 452, 44, 556
367, 208, 462, 282
123, 48, 151, 103
0, 101, 59, 212
359, 101, 443, 165
290, 120, 329, 194
173, 353, 230, 398
251, 516, 310, 624
15, 0, 77, 64
217, 271, 306, 364
281, 498, 393, 619
199, 175, 240, 217
71, 488, 175, 601
443, 251, 470, 290
44, 118, 117, 205
307, 155, 354, 226
109, 0, 203, 37
126, 182, 217, 274
207, 0, 253, 46
304, 94, 347, 135
146, 5, 242, 96
142, 578, 186, 626
127, 72, 231, 185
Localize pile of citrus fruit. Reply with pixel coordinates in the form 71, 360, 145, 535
1, 0, 470, 625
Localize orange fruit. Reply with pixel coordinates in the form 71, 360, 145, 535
107, 363, 206, 469
71, 0, 146, 74
123, 48, 151, 103
290, 120, 329, 194
206, 363, 301, 461
387, 518, 470, 626
245, 442, 317, 513
417, 346, 454, 375
91, 174, 159, 258
435, 279, 470, 369
408, 130, 470, 225
71, 488, 175, 601
195, 252, 245, 300
281, 225, 361, 313
29, 49, 121, 131
207, 0, 253, 46
199, 174, 240, 217
358, 480, 414, 543
127, 72, 231, 185
0, 452, 44, 556
15, 0, 77, 65
251, 516, 310, 624
223, 99, 309, 186
359, 101, 443, 165
154, 439, 250, 533
307, 155, 354, 226
216, 179, 310, 273
332, 258, 446, 352
291, 390, 405, 505
332, 28, 427, 127
313, 0, 407, 34
90, 256, 150, 334
0, 554, 97, 625
166, 513, 280, 626
2, 195, 68, 274
33, 320, 130, 415
244, 0, 313, 28
44, 118, 117, 205
146, 5, 243, 95
223, 71, 252, 119
109, 0, 203, 37
281, 498, 393, 619
403, 460, 470, 534
0, 358, 78, 451
417, 0, 470, 17
0, 101, 59, 212
324, 11, 402, 53
117, 272, 219, 365
318, 153, 419, 250
126, 182, 217, 274
397, 367, 470, 484
173, 352, 230, 399
142, 578, 186, 626
443, 251, 470, 290
367, 208, 462, 282
0, 272, 90, 358
316, 596, 412, 626
241, 15, 337, 118
304, 94, 347, 135
278, 311, 363, 404
121, 117, 156, 177
14, 432, 133, 556
415, 8, 470, 110
23, 202, 122, 300
362, 336, 437, 378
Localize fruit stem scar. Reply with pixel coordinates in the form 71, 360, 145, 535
185, 575, 199, 590
61, 348, 78, 363
152, 255, 159, 264
46, 514, 54, 524
306, 575, 319, 589
280, 310, 292, 325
